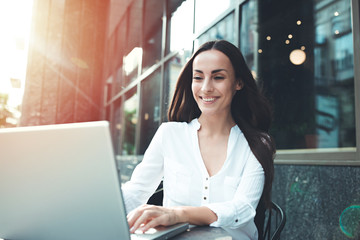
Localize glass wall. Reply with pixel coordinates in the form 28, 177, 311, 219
139, 69, 161, 154
121, 88, 138, 155
240, 0, 355, 151
123, 1, 143, 87
163, 52, 192, 121
142, 0, 163, 72
169, 0, 194, 53
113, 98, 122, 156
196, 12, 236, 48
194, 0, 236, 32
104, 0, 359, 167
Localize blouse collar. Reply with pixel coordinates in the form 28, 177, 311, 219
189, 118, 241, 134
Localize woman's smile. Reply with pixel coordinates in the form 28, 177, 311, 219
200, 96, 219, 103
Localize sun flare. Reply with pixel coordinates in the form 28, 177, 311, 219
0, 0, 33, 108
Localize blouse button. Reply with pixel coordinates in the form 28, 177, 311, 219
235, 219, 238, 223
204, 197, 207, 200
205, 186, 208, 190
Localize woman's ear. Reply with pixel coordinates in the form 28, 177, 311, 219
235, 80, 243, 90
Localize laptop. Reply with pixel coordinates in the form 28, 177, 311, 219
0, 121, 188, 240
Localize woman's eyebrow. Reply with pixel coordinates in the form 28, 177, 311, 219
193, 69, 227, 73
211, 69, 227, 74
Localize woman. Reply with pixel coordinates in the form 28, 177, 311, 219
122, 40, 275, 239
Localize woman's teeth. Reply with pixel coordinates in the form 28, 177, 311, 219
202, 97, 215, 102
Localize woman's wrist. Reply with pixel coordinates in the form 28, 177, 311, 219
173, 206, 187, 223
172, 206, 217, 225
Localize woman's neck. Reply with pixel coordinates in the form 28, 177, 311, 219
197, 113, 236, 136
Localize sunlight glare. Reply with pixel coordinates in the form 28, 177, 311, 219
0, 0, 33, 108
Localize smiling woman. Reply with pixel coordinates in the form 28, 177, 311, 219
0, 1, 33, 109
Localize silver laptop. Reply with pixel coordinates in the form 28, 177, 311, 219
0, 121, 188, 240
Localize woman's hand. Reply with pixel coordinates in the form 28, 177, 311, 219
127, 204, 185, 233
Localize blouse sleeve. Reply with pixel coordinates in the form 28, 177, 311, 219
205, 153, 265, 229
121, 124, 165, 214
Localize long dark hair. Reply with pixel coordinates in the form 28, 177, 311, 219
168, 40, 275, 208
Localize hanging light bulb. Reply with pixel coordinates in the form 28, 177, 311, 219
289, 49, 306, 65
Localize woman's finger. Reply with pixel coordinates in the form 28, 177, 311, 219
130, 208, 160, 233
127, 205, 180, 233
128, 205, 160, 232
139, 213, 171, 233
127, 207, 145, 228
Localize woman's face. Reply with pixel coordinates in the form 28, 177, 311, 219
192, 49, 242, 117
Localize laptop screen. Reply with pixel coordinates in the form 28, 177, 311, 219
0, 121, 131, 240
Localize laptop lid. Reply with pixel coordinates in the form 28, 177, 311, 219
0, 121, 131, 240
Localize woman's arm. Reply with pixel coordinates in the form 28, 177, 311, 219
127, 205, 217, 233
205, 153, 265, 229
122, 125, 166, 213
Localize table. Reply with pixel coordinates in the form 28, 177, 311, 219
172, 225, 233, 239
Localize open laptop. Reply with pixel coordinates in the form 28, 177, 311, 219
0, 121, 188, 240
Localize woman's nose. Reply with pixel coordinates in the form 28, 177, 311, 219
201, 78, 213, 92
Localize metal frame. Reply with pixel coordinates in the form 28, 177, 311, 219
352, 0, 360, 162
263, 202, 286, 240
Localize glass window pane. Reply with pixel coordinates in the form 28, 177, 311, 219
124, 47, 142, 86
194, 0, 235, 32
105, 76, 113, 103
113, 98, 122, 156
196, 12, 236, 49
139, 69, 161, 154
115, 66, 123, 94
142, 0, 163, 72
240, 0, 355, 150
114, 17, 127, 93
124, 1, 143, 85
240, 1, 258, 76
163, 51, 192, 122
121, 88, 138, 155
170, 0, 194, 53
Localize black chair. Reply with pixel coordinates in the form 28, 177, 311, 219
146, 183, 164, 206
148, 187, 286, 240
256, 201, 286, 240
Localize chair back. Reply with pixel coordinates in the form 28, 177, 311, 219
262, 201, 286, 240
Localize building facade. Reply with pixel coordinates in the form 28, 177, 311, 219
22, 0, 360, 239
21, 0, 108, 126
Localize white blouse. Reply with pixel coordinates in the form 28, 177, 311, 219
122, 118, 265, 240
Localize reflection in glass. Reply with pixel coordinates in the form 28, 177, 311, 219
139, 70, 161, 154
289, 49, 306, 65
115, 67, 123, 93
240, 1, 258, 77
170, 0, 194, 53
124, 47, 142, 85
196, 12, 236, 49
142, 0, 163, 72
240, 0, 355, 150
124, 1, 143, 86
113, 99, 122, 156
105, 76, 113, 103
113, 17, 127, 93
194, 0, 234, 32
122, 89, 138, 155
163, 52, 192, 122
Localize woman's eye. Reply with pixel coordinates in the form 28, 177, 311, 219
193, 76, 203, 80
214, 76, 225, 80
